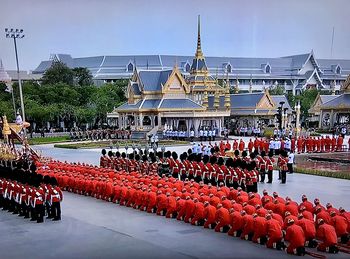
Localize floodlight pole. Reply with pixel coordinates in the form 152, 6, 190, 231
6, 28, 26, 136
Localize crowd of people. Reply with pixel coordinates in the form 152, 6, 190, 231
34, 156, 350, 256
99, 145, 292, 190
0, 159, 63, 223
214, 135, 348, 155
69, 129, 131, 141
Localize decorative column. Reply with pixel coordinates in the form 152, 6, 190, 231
318, 110, 323, 129
151, 115, 155, 127
158, 113, 162, 129
139, 113, 143, 129
295, 101, 301, 138
194, 119, 200, 136
330, 110, 334, 128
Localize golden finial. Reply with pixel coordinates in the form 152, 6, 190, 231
195, 15, 204, 59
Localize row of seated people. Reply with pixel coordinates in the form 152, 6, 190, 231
35, 162, 350, 255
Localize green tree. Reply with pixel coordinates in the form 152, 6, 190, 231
72, 67, 93, 86
93, 81, 127, 125
41, 61, 74, 85
269, 85, 285, 95
295, 89, 319, 116
0, 82, 15, 121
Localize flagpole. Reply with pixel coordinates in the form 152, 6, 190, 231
10, 85, 16, 118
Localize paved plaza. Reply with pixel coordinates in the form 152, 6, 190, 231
0, 142, 349, 259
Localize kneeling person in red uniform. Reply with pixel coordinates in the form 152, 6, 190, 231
316, 219, 339, 254
284, 218, 306, 256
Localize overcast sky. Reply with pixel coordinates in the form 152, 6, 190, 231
1, 0, 350, 71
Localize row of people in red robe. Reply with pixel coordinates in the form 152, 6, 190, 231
217, 135, 347, 155
36, 159, 349, 255
296, 135, 346, 153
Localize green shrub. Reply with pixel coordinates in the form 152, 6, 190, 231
263, 128, 274, 138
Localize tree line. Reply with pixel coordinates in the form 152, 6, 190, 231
0, 61, 127, 131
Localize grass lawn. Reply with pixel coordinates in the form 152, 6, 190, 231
54, 139, 189, 149
19, 136, 71, 145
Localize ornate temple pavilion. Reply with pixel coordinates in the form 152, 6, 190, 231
108, 17, 230, 137
317, 75, 350, 128
229, 92, 293, 129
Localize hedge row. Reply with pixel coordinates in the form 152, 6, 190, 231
294, 166, 350, 180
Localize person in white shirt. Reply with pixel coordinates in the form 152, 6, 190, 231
287, 151, 295, 174
341, 127, 347, 137
257, 127, 261, 137
192, 143, 197, 154
269, 139, 274, 154
203, 129, 208, 142
199, 129, 204, 142
284, 138, 291, 152
154, 135, 159, 147
273, 128, 278, 137
208, 129, 212, 142
275, 139, 281, 155
16, 113, 23, 125
212, 129, 216, 141
197, 143, 202, 155
190, 130, 195, 142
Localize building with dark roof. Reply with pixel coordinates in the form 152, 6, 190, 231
317, 75, 350, 128
108, 17, 294, 137
108, 16, 231, 138
33, 51, 350, 95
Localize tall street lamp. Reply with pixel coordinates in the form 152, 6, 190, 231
5, 28, 26, 136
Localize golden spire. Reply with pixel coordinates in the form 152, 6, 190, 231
195, 15, 204, 59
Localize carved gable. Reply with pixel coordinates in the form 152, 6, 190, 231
257, 94, 274, 108
169, 75, 182, 90
162, 68, 190, 94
